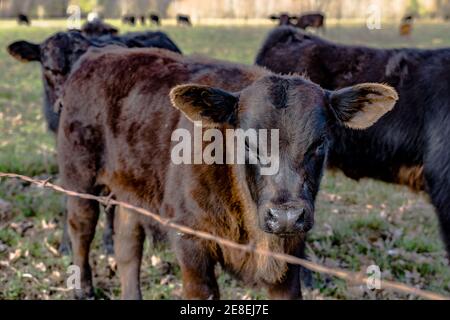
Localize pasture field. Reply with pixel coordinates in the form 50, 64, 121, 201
0, 19, 450, 300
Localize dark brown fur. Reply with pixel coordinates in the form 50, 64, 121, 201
59, 47, 396, 299
60, 48, 296, 299
7, 30, 182, 256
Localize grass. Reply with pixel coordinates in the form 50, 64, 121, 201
0, 19, 449, 300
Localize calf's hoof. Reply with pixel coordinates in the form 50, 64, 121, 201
102, 233, 114, 255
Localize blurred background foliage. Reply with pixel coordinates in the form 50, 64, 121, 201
1, 0, 450, 20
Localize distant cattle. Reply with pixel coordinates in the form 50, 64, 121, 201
256, 26, 450, 260
177, 14, 192, 26
400, 15, 413, 36
139, 15, 146, 25
269, 13, 296, 26
296, 13, 325, 30
149, 13, 161, 26
403, 14, 414, 21
122, 15, 136, 26
269, 12, 325, 31
59, 46, 395, 299
81, 19, 118, 38
17, 14, 30, 26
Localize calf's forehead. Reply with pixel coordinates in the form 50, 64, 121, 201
239, 76, 327, 137
40, 33, 89, 70
42, 33, 87, 55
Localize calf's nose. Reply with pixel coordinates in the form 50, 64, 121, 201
265, 207, 306, 234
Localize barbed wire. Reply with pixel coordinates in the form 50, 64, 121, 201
0, 172, 448, 300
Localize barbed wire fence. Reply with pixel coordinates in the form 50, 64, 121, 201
0, 171, 448, 300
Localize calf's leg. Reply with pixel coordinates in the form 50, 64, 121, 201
267, 264, 302, 300
102, 205, 115, 255
174, 237, 219, 299
59, 199, 72, 255
60, 197, 115, 256
114, 207, 144, 300
61, 204, 115, 256
58, 120, 103, 298
267, 243, 304, 299
67, 196, 99, 299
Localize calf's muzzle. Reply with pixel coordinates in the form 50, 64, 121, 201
264, 204, 312, 235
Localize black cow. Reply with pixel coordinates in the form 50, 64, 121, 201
97, 31, 182, 54
81, 19, 118, 38
17, 13, 30, 26
139, 15, 146, 25
256, 26, 450, 260
177, 14, 192, 26
149, 13, 161, 26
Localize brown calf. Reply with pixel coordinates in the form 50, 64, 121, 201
7, 30, 182, 255
59, 47, 396, 299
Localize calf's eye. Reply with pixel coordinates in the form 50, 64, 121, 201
316, 143, 325, 154
314, 138, 327, 156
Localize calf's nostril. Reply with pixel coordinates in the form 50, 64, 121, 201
298, 208, 305, 219
294, 208, 306, 227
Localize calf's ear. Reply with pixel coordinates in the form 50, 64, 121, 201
7, 40, 40, 62
170, 84, 239, 127
328, 83, 398, 129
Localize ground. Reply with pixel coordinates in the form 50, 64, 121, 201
0, 19, 449, 300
